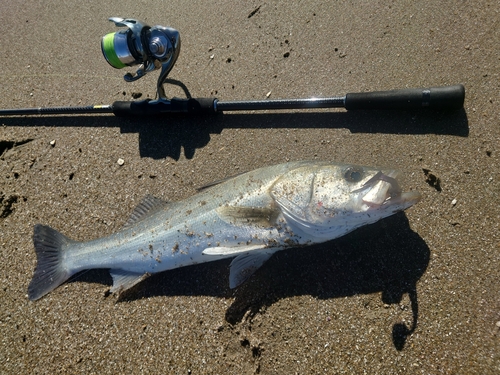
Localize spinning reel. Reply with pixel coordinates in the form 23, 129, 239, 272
101, 17, 181, 101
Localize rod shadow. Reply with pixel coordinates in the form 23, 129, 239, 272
2, 106, 468, 159
75, 212, 429, 350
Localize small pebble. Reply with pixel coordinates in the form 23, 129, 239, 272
49, 140, 56, 147
266, 91, 272, 98
117, 158, 125, 166
451, 199, 457, 206
496, 321, 500, 328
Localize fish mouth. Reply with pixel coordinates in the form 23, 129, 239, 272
355, 170, 421, 209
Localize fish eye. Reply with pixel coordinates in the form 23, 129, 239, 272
344, 167, 364, 182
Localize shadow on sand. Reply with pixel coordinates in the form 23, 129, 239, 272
3, 106, 468, 159
75, 212, 429, 351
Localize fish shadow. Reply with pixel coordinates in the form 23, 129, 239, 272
93, 212, 429, 350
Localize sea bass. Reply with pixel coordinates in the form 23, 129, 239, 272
28, 161, 421, 300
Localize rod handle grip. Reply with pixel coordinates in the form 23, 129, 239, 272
344, 84, 465, 110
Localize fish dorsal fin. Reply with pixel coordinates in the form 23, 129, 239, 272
216, 206, 280, 228
196, 172, 246, 192
229, 250, 278, 288
123, 195, 168, 228
109, 269, 150, 294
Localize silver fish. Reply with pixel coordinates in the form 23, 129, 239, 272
28, 161, 421, 300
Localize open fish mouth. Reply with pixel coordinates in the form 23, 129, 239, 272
354, 170, 421, 208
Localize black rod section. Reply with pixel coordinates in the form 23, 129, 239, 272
344, 85, 465, 110
215, 97, 345, 111
0, 105, 113, 116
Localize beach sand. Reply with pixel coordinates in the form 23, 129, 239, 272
1, 1, 498, 373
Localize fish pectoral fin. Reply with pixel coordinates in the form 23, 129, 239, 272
229, 250, 279, 288
216, 206, 280, 227
109, 269, 150, 294
123, 195, 169, 228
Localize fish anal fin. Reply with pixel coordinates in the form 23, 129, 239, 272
109, 269, 150, 294
216, 206, 280, 228
123, 195, 168, 228
229, 250, 278, 288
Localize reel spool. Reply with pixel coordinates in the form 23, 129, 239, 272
101, 17, 181, 100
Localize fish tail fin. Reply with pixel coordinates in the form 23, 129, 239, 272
28, 224, 72, 301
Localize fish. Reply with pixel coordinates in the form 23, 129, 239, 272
28, 160, 421, 300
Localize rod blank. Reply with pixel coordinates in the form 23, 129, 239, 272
0, 105, 113, 116
0, 85, 464, 117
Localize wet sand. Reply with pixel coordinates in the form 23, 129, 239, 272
1, 1, 498, 373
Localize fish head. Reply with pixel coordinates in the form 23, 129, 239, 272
270, 162, 421, 239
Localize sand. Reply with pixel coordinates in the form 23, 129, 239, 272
1, 1, 498, 374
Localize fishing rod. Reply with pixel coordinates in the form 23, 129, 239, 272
0, 17, 465, 118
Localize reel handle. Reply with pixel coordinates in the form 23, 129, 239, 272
344, 84, 465, 110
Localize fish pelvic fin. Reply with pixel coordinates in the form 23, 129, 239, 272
202, 244, 267, 256
28, 224, 72, 301
229, 250, 279, 288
